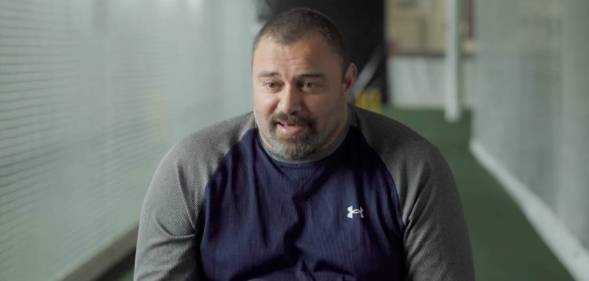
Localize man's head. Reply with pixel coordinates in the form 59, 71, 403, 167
251, 8, 357, 161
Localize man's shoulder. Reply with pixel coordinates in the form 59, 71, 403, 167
352, 108, 456, 225
165, 112, 255, 166
352, 106, 437, 158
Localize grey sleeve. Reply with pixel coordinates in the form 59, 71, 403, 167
133, 113, 254, 281
133, 147, 200, 281
353, 107, 474, 281
397, 142, 475, 281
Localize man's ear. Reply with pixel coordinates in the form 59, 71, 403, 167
343, 63, 358, 95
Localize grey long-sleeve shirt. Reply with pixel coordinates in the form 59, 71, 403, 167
134, 106, 474, 281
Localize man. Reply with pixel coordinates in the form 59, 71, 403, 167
134, 8, 474, 281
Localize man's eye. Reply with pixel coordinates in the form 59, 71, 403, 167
300, 81, 316, 90
263, 81, 280, 91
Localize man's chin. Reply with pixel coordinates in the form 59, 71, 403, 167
268, 139, 317, 160
275, 146, 316, 161
275, 135, 306, 143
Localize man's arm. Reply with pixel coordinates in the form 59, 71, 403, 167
400, 142, 475, 281
352, 106, 474, 280
134, 149, 200, 281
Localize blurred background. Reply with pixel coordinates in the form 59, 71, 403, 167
0, 0, 587, 280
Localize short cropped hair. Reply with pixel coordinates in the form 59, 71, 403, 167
253, 8, 350, 71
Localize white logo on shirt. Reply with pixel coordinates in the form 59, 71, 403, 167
347, 205, 364, 219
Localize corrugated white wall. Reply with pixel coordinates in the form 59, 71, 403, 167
388, 56, 477, 109
470, 0, 589, 279
0, 0, 256, 280
559, 0, 589, 251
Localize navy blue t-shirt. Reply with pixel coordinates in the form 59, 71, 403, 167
199, 127, 404, 280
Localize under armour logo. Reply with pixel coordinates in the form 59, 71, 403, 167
347, 205, 364, 219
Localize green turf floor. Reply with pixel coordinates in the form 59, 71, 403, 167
101, 107, 573, 281
384, 107, 573, 280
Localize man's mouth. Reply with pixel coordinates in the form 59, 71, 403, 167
275, 120, 307, 136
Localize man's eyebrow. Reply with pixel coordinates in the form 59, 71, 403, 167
296, 73, 326, 79
257, 71, 279, 78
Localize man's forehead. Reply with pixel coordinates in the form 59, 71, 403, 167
254, 34, 334, 60
252, 35, 340, 76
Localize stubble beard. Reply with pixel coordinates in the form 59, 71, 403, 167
263, 112, 327, 161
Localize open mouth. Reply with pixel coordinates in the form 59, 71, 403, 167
275, 120, 307, 136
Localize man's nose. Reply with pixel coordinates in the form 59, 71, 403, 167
279, 85, 302, 114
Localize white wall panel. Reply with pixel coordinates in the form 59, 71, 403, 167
0, 0, 256, 280
471, 0, 589, 279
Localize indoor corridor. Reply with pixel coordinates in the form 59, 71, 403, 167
1, 0, 587, 280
